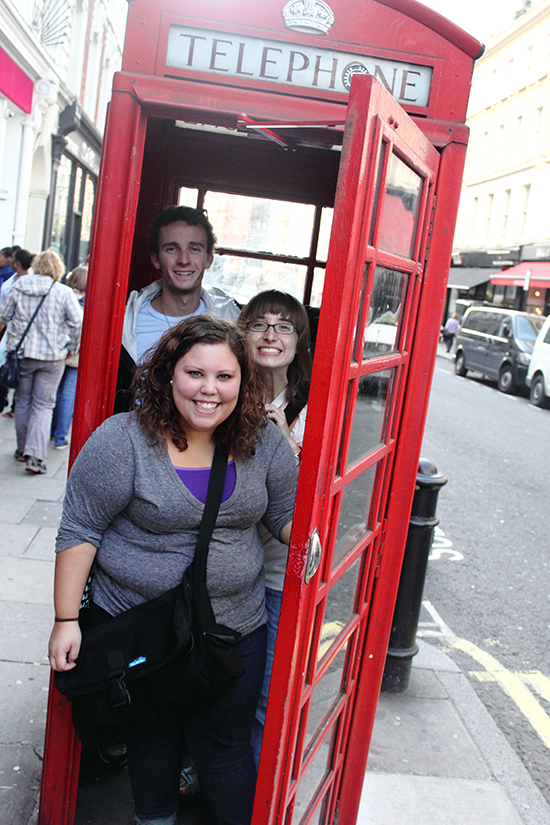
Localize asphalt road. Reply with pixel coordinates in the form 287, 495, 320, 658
420, 357, 550, 803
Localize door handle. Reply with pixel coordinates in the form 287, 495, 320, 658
305, 528, 323, 583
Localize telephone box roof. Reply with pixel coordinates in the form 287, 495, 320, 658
121, 0, 483, 124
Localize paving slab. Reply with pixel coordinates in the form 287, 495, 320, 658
358, 774, 524, 825
0, 557, 54, 604
0, 743, 43, 825
0, 601, 53, 663
0, 523, 39, 557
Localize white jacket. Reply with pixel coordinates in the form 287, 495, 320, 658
121, 279, 240, 363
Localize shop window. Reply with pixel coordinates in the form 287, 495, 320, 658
50, 155, 72, 259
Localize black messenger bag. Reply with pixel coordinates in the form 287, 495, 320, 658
54, 449, 245, 745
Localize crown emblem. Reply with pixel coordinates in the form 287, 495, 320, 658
282, 0, 335, 35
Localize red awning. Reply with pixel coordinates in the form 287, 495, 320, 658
491, 261, 550, 288
0, 47, 33, 114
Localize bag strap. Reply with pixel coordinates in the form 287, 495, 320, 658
189, 448, 228, 630
14, 281, 55, 352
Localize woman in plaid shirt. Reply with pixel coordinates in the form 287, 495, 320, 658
0, 250, 82, 474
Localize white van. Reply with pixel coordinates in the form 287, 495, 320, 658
526, 315, 550, 407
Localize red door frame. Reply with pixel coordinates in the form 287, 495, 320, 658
38, 66, 469, 825
252, 74, 459, 825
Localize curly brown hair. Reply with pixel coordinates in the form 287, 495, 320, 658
131, 316, 266, 457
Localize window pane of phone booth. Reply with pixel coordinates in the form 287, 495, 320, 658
308, 642, 349, 747
323, 556, 361, 638
378, 153, 422, 258
346, 369, 395, 470
363, 267, 408, 359
310, 267, 326, 307
204, 190, 316, 257
369, 140, 387, 246
316, 206, 334, 263
178, 186, 199, 207
294, 719, 340, 823
205, 256, 307, 304
335, 465, 377, 558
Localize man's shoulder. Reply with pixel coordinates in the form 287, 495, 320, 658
202, 285, 240, 320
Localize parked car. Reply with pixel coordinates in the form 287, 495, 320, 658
526, 314, 550, 407
454, 306, 544, 394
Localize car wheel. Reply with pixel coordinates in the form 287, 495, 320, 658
530, 374, 549, 408
497, 365, 515, 394
455, 351, 467, 377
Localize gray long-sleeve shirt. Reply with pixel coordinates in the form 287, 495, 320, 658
56, 414, 297, 637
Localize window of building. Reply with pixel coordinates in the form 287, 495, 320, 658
520, 184, 531, 236
534, 106, 543, 152
470, 197, 478, 244
486, 193, 494, 237
515, 115, 523, 158
501, 189, 511, 236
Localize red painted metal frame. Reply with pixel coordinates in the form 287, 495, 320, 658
39, 88, 147, 825
38, 2, 476, 821
253, 74, 443, 825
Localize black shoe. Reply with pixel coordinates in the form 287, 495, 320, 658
14, 449, 26, 462
25, 456, 47, 474
98, 743, 128, 769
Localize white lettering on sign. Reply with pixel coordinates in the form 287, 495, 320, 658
165, 25, 432, 107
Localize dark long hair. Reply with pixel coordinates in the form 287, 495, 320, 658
132, 316, 266, 457
239, 290, 311, 406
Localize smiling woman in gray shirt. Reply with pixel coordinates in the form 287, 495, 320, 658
48, 316, 297, 825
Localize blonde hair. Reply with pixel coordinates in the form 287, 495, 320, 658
32, 249, 65, 282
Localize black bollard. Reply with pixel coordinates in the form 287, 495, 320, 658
381, 458, 447, 693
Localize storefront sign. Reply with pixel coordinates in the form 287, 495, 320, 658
65, 133, 100, 175
165, 25, 432, 107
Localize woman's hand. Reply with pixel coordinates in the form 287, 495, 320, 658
266, 404, 301, 456
49, 622, 82, 671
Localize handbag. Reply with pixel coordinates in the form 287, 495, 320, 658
0, 282, 54, 389
54, 448, 246, 745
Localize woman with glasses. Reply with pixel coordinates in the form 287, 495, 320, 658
239, 290, 311, 765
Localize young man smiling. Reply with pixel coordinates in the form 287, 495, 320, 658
116, 206, 240, 412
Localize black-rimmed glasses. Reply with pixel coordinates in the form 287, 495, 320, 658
245, 320, 296, 335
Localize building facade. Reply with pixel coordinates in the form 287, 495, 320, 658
452, 0, 550, 316
0, 0, 127, 269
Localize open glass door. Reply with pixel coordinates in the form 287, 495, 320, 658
253, 74, 440, 825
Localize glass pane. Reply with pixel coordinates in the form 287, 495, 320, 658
325, 557, 361, 629
379, 153, 422, 258
294, 722, 338, 824
335, 466, 376, 558
309, 642, 349, 745
178, 187, 199, 207
79, 176, 95, 263
50, 155, 72, 258
363, 266, 408, 358
347, 369, 395, 468
316, 206, 333, 263
205, 256, 306, 305
73, 166, 83, 211
204, 191, 315, 257
369, 141, 387, 246
310, 267, 325, 307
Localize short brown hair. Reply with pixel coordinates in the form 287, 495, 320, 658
68, 265, 88, 293
132, 316, 266, 456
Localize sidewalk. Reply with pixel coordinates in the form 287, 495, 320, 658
1, 405, 549, 825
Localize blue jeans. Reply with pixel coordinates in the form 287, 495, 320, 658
50, 366, 78, 446
251, 587, 282, 768
127, 624, 267, 825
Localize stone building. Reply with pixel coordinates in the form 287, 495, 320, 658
0, 0, 127, 269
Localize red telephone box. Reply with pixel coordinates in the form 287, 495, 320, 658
39, 2, 482, 824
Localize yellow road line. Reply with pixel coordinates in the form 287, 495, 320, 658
449, 636, 550, 752
521, 670, 550, 705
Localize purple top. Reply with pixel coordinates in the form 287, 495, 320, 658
174, 461, 236, 503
